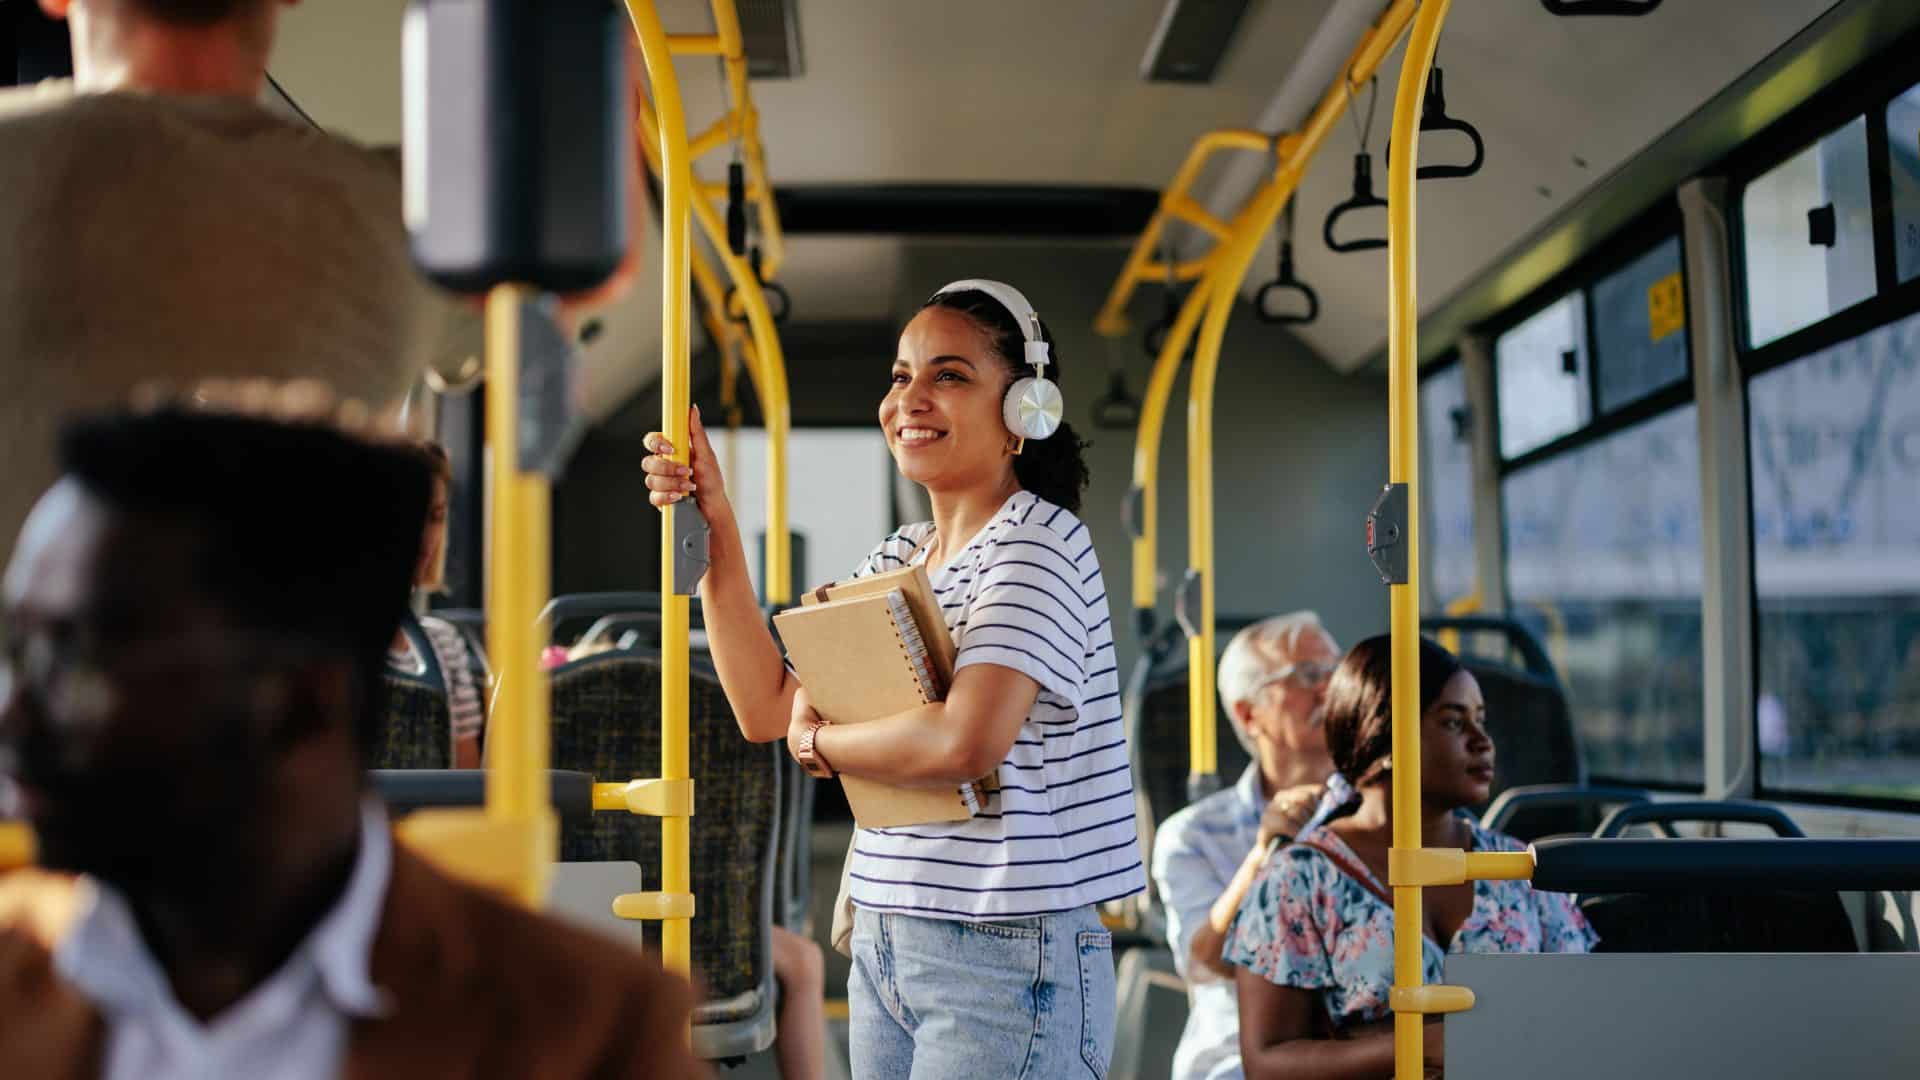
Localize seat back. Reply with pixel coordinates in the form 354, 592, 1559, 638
1581, 891, 1858, 952
549, 650, 780, 1033
373, 680, 453, 768
1577, 799, 1857, 953
375, 616, 453, 769
774, 755, 817, 931
1124, 622, 1253, 924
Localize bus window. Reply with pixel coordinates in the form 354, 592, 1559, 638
1420, 362, 1475, 608
1591, 236, 1688, 413
1749, 308, 1920, 801
724, 427, 891, 597
1741, 115, 1875, 349
1504, 405, 1705, 785
1496, 292, 1591, 460
1889, 80, 1920, 285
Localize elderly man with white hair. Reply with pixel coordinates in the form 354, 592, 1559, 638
1150, 611, 1353, 1080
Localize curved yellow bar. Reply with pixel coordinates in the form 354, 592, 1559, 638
1129, 275, 1214, 618
1093, 129, 1274, 337
1180, 0, 1419, 785
671, 0, 784, 280
1385, 3, 1454, 1077
637, 82, 794, 607
624, 0, 695, 976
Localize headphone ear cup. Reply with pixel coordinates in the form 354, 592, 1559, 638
1003, 376, 1064, 440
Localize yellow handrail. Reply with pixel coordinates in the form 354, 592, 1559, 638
1127, 276, 1215, 620
1385, 4, 1467, 1078
1092, 129, 1275, 339
669, 0, 784, 281
623, 0, 695, 977
478, 286, 557, 907
635, 93, 794, 606
1179, 0, 1419, 786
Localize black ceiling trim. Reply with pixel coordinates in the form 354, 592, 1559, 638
772, 184, 1159, 237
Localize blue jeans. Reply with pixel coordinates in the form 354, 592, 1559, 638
847, 905, 1116, 1079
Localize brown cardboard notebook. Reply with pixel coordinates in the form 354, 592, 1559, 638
775, 565, 991, 828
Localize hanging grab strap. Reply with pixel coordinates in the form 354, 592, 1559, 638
725, 246, 792, 325
1324, 153, 1389, 254
1092, 369, 1143, 430
1386, 68, 1485, 181
1256, 198, 1320, 325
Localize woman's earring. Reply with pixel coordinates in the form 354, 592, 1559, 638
1009, 435, 1025, 456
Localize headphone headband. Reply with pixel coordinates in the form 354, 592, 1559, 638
929, 278, 1048, 372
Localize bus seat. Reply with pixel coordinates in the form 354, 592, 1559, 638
773, 755, 816, 932
1109, 946, 1188, 1080
374, 614, 456, 770
374, 679, 453, 770
549, 649, 780, 1062
1575, 801, 1857, 953
1123, 619, 1257, 940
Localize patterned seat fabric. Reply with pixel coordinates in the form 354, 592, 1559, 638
550, 651, 778, 1020
373, 677, 453, 769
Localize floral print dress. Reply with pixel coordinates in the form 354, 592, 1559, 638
1221, 818, 1598, 1031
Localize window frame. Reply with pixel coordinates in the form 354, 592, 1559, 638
1417, 349, 1474, 611
1487, 203, 1693, 476
1730, 62, 1920, 811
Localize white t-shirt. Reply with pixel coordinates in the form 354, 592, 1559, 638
842, 491, 1146, 920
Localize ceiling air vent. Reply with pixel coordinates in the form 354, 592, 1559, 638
1141, 0, 1252, 84
737, 0, 803, 79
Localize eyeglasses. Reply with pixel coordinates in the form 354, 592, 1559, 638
1254, 658, 1337, 694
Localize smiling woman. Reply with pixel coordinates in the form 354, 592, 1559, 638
641, 278, 1142, 1079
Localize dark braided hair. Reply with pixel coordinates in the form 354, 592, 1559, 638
920, 288, 1092, 514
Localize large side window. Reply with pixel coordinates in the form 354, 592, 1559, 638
1420, 362, 1475, 608
1890, 81, 1920, 285
1495, 293, 1589, 460
1503, 407, 1705, 785
1592, 236, 1689, 412
1740, 115, 1876, 349
1748, 310, 1920, 801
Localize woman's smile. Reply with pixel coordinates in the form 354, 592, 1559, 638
895, 425, 947, 447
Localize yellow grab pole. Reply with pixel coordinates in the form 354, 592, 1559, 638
624, 0, 694, 976
1386, 4, 1455, 1076
483, 286, 554, 904
1178, 0, 1417, 790
638, 95, 793, 606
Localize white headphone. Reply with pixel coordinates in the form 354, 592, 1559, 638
929, 279, 1064, 445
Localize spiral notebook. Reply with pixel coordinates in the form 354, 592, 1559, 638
773, 564, 994, 828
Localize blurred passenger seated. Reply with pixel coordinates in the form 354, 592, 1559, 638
1226, 636, 1596, 1079
385, 441, 485, 768
1152, 611, 1351, 1080
0, 406, 702, 1078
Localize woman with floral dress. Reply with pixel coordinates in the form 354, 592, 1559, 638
1225, 635, 1597, 1078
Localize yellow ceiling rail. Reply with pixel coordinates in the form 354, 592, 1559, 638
1093, 128, 1275, 339
1181, 0, 1417, 800
1099, 130, 1282, 632
637, 92, 794, 606
623, 0, 696, 977
667, 0, 785, 281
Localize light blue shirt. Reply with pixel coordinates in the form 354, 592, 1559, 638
56, 801, 393, 1080
1150, 763, 1352, 1080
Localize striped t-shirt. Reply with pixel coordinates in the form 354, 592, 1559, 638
844, 490, 1146, 921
